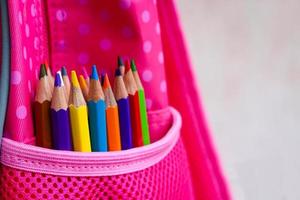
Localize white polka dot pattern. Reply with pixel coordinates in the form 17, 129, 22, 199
11, 71, 22, 85
16, 106, 27, 119
143, 41, 152, 53
160, 80, 167, 93
146, 99, 153, 109
56, 9, 67, 22
156, 22, 161, 35
99, 39, 112, 51
5, 0, 169, 142
158, 51, 164, 64
5, 0, 49, 142
23, 47, 27, 60
142, 70, 153, 82
18, 11, 23, 24
142, 10, 151, 23
25, 24, 30, 37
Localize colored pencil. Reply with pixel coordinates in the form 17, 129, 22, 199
34, 64, 52, 148
100, 73, 105, 86
79, 75, 89, 100
113, 68, 133, 150
118, 56, 125, 76
131, 60, 150, 145
69, 70, 91, 152
103, 73, 121, 151
87, 65, 108, 152
82, 66, 90, 87
44, 62, 54, 92
51, 72, 73, 150
61, 66, 71, 101
123, 60, 143, 147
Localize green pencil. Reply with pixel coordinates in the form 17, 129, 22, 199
130, 59, 150, 145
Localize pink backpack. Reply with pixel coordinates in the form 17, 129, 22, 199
0, 0, 231, 199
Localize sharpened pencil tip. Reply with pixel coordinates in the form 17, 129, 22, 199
102, 73, 111, 89
130, 59, 137, 72
39, 64, 47, 79
71, 70, 80, 88
118, 56, 124, 67
125, 60, 131, 72
54, 72, 62, 87
100, 72, 105, 86
61, 66, 68, 76
115, 68, 122, 77
91, 65, 99, 80
79, 75, 87, 88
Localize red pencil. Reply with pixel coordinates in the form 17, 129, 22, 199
123, 60, 143, 147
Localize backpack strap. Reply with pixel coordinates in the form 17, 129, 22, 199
0, 0, 10, 146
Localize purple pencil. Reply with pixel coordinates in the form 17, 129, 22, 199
113, 68, 133, 150
51, 72, 73, 150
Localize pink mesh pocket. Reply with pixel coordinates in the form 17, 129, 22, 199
0, 108, 194, 199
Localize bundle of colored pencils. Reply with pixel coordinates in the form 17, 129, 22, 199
34, 57, 150, 152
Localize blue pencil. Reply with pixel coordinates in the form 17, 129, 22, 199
113, 68, 133, 150
87, 65, 107, 152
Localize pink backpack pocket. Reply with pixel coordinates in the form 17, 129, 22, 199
1, 108, 195, 199
0, 0, 231, 199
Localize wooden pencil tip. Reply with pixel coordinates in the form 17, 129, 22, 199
100, 73, 105, 86
102, 73, 111, 89
118, 56, 124, 67
39, 64, 47, 79
130, 59, 137, 72
91, 65, 99, 80
79, 75, 87, 88
71, 70, 80, 88
115, 68, 122, 77
61, 66, 68, 76
125, 60, 131, 72
54, 72, 62, 87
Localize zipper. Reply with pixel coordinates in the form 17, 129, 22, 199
1, 107, 181, 176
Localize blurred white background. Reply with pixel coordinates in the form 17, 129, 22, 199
177, 0, 300, 199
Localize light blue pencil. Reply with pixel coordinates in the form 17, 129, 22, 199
87, 65, 107, 152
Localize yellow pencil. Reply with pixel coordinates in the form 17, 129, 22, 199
69, 70, 91, 152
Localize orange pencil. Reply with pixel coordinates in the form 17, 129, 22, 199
82, 66, 90, 87
79, 75, 89, 100
102, 73, 121, 151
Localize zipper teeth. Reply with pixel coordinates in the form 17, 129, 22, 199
1, 107, 181, 176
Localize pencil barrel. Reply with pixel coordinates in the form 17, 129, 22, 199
87, 100, 107, 152
106, 106, 121, 151
117, 98, 133, 150
129, 93, 143, 147
138, 90, 150, 145
50, 109, 73, 150
34, 101, 52, 148
69, 105, 91, 152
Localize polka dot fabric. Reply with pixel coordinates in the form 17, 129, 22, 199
1, 0, 231, 199
4, 0, 168, 144
0, 139, 193, 200
4, 0, 49, 143
46, 0, 168, 110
